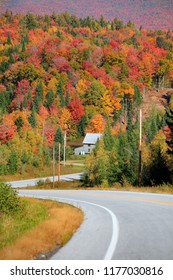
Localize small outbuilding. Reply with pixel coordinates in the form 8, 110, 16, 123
74, 133, 102, 155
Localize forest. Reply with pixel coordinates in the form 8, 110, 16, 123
0, 11, 172, 186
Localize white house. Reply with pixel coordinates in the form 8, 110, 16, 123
74, 133, 102, 155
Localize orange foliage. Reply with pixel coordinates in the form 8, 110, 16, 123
86, 114, 106, 133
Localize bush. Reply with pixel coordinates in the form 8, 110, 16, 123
36, 179, 45, 186
0, 183, 22, 214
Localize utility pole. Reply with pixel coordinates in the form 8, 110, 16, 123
138, 108, 142, 187
63, 124, 67, 166
58, 143, 61, 182
52, 145, 55, 188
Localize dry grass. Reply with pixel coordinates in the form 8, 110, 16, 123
85, 184, 173, 195
0, 198, 83, 260
0, 164, 85, 182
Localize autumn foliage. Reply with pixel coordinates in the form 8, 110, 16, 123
0, 12, 172, 181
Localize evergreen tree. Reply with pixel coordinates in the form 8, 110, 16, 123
57, 80, 65, 107
165, 95, 173, 153
36, 80, 44, 100
46, 88, 54, 109
21, 40, 26, 52
65, 92, 69, 106
23, 94, 28, 109
7, 33, 12, 45
34, 93, 41, 113
14, 116, 24, 132
28, 106, 37, 128
103, 122, 115, 151
8, 152, 18, 174
134, 85, 142, 106
77, 115, 87, 137
54, 126, 64, 144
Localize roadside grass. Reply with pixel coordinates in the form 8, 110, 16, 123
27, 181, 83, 190
0, 197, 83, 260
108, 184, 173, 194
24, 179, 173, 195
0, 163, 85, 182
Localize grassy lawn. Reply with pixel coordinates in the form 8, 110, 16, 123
0, 197, 83, 260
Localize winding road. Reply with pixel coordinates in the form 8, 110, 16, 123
18, 189, 173, 260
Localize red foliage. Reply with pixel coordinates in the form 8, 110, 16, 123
49, 104, 59, 116
39, 103, 49, 121
45, 127, 55, 146
15, 79, 30, 96
164, 125, 173, 142
0, 84, 6, 93
11, 79, 30, 110
51, 56, 71, 72
68, 97, 85, 123
0, 124, 16, 144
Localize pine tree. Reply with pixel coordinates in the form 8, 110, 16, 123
134, 85, 142, 106
7, 33, 12, 45
54, 126, 64, 144
165, 95, 173, 153
14, 116, 24, 132
8, 152, 18, 174
28, 106, 37, 128
46, 88, 54, 109
23, 94, 28, 109
57, 80, 65, 107
103, 122, 115, 151
77, 115, 87, 137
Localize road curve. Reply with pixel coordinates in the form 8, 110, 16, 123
8, 173, 84, 188
18, 189, 173, 260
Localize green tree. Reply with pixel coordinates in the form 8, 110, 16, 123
86, 139, 109, 186
46, 88, 54, 109
103, 122, 115, 151
8, 152, 18, 174
77, 115, 87, 137
14, 116, 24, 132
0, 182, 22, 214
165, 95, 173, 154
28, 106, 37, 128
85, 80, 106, 107
54, 126, 64, 144
57, 80, 65, 107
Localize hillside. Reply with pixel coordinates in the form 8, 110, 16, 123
0, 0, 173, 30
0, 13, 172, 185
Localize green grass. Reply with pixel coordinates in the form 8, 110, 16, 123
0, 198, 48, 249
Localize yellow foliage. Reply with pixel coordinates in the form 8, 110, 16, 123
86, 114, 106, 133
101, 90, 115, 117
58, 108, 72, 132
47, 77, 58, 94
76, 79, 88, 97
48, 26, 58, 34
120, 82, 134, 98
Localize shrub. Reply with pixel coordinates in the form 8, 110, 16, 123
0, 182, 22, 214
36, 179, 45, 186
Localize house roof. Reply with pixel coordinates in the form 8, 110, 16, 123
83, 133, 102, 145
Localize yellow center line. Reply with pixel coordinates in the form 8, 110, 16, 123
58, 191, 173, 206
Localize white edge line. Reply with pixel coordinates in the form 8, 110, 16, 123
20, 194, 119, 260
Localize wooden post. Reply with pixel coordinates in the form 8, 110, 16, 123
53, 145, 55, 188
58, 143, 61, 182
138, 108, 142, 187
63, 129, 66, 166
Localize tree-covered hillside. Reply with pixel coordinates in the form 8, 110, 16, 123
0, 12, 172, 185
0, 0, 173, 30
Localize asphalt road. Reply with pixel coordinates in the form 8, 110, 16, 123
8, 173, 84, 188
18, 189, 173, 260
